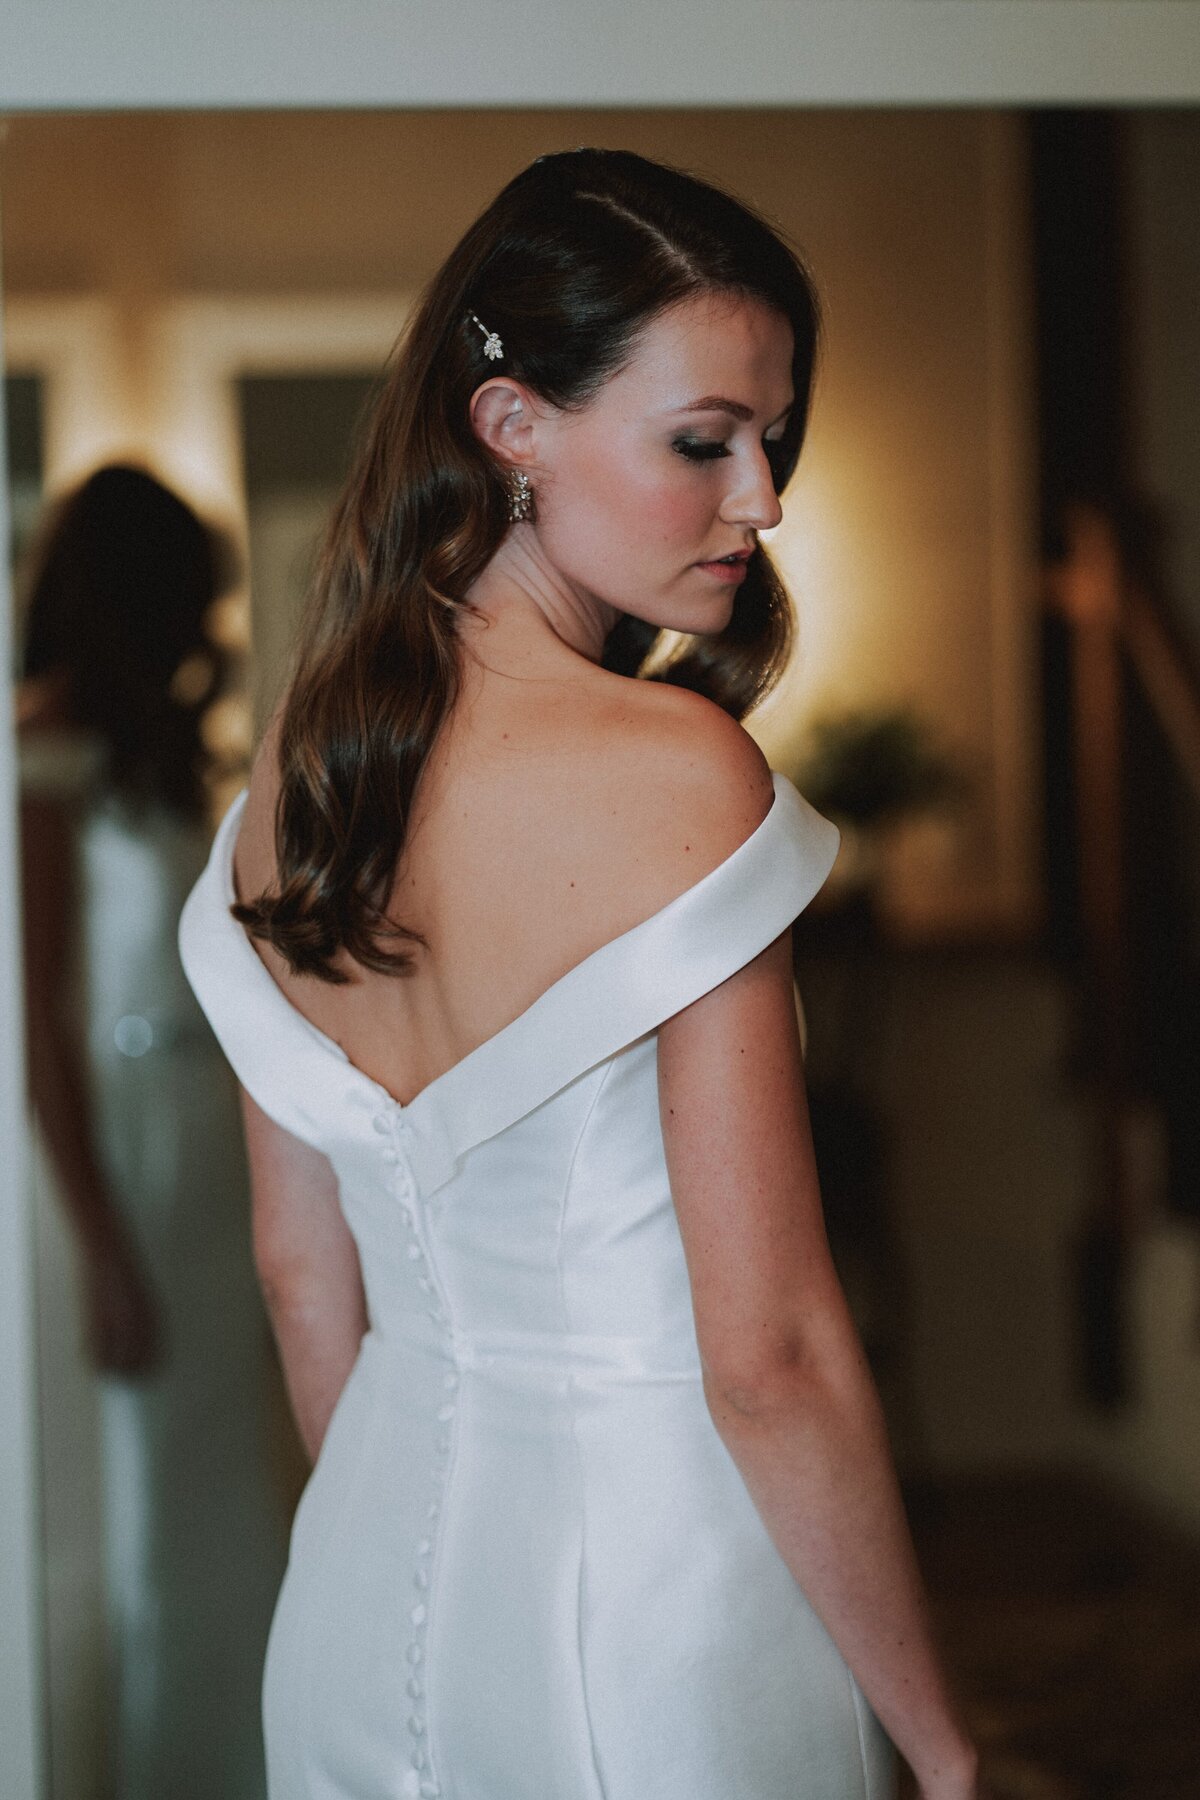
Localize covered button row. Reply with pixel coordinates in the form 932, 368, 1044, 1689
398, 1379, 456, 1797
372, 1109, 413, 1132
373, 1110, 414, 1153
386, 1099, 452, 1800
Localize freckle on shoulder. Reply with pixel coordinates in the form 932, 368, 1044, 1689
611, 684, 776, 894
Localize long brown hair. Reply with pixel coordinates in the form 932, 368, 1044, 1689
235, 148, 823, 982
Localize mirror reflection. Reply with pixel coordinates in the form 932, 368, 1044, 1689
14, 460, 287, 1800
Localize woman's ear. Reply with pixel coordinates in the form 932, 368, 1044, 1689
468, 378, 539, 471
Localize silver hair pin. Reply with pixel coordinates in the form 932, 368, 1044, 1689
470, 312, 504, 361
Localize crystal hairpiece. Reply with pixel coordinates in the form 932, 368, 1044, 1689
470, 312, 504, 361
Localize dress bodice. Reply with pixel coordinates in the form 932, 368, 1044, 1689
179, 772, 839, 1190
178, 772, 840, 1361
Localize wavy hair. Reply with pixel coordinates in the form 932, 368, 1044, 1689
235, 147, 823, 981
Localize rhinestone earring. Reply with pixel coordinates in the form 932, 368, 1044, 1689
508, 469, 534, 523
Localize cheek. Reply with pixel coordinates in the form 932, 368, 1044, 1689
551, 439, 713, 558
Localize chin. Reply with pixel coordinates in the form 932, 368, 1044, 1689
703, 596, 739, 635
608, 580, 736, 639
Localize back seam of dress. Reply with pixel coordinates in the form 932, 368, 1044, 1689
557, 1059, 616, 1800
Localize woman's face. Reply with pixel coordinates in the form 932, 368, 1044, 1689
524, 291, 794, 634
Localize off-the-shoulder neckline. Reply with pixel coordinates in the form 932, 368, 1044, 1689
216, 770, 793, 1120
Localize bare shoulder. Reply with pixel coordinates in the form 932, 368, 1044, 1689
581, 679, 776, 914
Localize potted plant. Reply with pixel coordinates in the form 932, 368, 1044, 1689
787, 704, 968, 904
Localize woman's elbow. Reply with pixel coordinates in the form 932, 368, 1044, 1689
700, 1331, 816, 1419
699, 1301, 865, 1424
253, 1241, 314, 1322
250, 1210, 333, 1320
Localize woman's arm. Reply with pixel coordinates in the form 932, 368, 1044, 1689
20, 788, 161, 1375
240, 1086, 369, 1463
658, 924, 979, 1800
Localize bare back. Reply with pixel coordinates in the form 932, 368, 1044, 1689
231, 617, 774, 1111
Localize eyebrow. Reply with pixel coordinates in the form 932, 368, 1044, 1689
675, 395, 794, 425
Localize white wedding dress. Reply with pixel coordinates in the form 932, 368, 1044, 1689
179, 769, 897, 1800
20, 726, 287, 1800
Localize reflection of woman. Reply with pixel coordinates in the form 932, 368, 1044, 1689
182, 151, 983, 1799
17, 463, 287, 1800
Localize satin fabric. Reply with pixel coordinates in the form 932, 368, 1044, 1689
179, 770, 897, 1800
22, 727, 284, 1800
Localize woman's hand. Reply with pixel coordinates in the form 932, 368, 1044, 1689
82, 1225, 164, 1378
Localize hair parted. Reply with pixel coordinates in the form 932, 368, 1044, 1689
234, 147, 823, 982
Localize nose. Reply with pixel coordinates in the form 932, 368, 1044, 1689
721, 447, 784, 533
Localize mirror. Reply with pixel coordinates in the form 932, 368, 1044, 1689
11, 443, 290, 1799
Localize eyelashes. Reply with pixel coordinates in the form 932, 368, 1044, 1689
672, 436, 790, 479
672, 437, 729, 462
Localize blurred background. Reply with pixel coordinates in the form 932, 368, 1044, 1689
2, 107, 1198, 1799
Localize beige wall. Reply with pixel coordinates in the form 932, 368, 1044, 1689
1, 107, 1041, 938
856, 951, 1200, 1537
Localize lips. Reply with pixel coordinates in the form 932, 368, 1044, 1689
695, 554, 751, 583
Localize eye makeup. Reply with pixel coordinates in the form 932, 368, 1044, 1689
672, 437, 730, 462
671, 435, 791, 479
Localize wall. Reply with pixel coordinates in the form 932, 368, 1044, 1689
1125, 113, 1200, 663
827, 944, 1200, 1538
1088, 110, 1200, 1529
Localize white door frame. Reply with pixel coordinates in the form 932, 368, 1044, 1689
0, 206, 48, 1800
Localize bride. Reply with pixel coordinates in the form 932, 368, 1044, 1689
186, 147, 986, 1800
18, 463, 286, 1800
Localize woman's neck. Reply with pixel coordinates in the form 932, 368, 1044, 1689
461, 524, 620, 667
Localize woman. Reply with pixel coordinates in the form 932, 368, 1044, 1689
18, 463, 287, 1800
180, 149, 983, 1800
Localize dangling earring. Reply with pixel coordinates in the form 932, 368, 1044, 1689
508, 469, 534, 523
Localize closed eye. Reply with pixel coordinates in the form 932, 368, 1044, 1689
672, 437, 730, 463
673, 436, 789, 473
